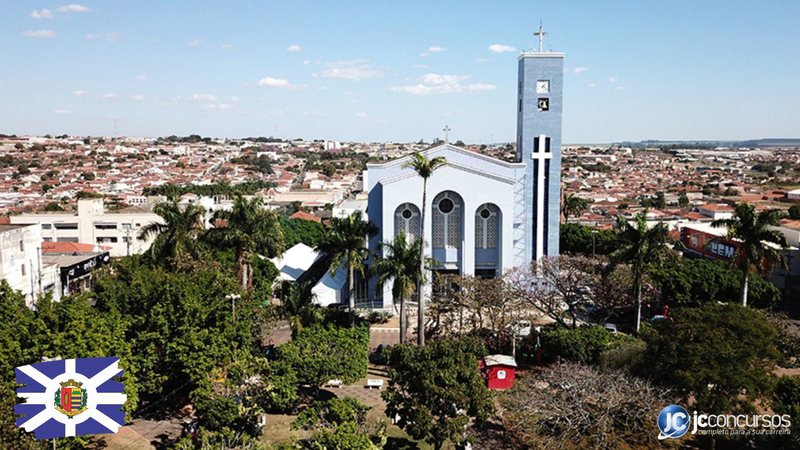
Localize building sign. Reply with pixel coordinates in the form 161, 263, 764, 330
681, 228, 738, 261
59, 252, 110, 286
707, 240, 735, 259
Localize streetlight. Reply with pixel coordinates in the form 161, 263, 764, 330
226, 294, 241, 323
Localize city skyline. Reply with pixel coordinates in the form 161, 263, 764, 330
3, 1, 799, 143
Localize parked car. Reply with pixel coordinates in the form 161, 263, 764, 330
508, 320, 532, 337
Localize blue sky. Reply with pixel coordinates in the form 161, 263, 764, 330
2, 1, 799, 143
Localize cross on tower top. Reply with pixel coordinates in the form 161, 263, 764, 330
533, 22, 548, 52
443, 125, 451, 144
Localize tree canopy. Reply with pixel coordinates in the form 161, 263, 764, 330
383, 338, 492, 450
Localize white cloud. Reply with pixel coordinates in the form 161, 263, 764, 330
421, 45, 448, 57
132, 74, 147, 81
286, 44, 302, 52
608, 76, 618, 84
588, 82, 597, 88
85, 31, 121, 43
188, 38, 204, 48
30, 9, 54, 19
614, 86, 625, 91
391, 73, 497, 95
315, 60, 381, 81
574, 67, 588, 74
355, 112, 368, 118
489, 44, 517, 53
56, 4, 91, 13
192, 94, 218, 102
257, 77, 289, 88
203, 103, 233, 111
72, 90, 89, 96
53, 109, 71, 115
230, 96, 241, 103
129, 94, 146, 102
220, 43, 234, 49
256, 76, 307, 90
23, 30, 56, 38
102, 93, 118, 100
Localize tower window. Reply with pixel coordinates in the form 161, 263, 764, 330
537, 98, 550, 112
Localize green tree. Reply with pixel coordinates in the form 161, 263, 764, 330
210, 196, 285, 290
611, 212, 673, 333
316, 213, 377, 324
137, 199, 206, 270
91, 258, 257, 407
372, 233, 424, 344
280, 215, 327, 248
640, 304, 780, 413
278, 281, 322, 339
0, 282, 47, 450
650, 257, 780, 309
403, 152, 447, 346
43, 202, 64, 211
562, 192, 589, 222
788, 204, 800, 220
383, 338, 492, 450
771, 376, 800, 449
678, 191, 690, 208
279, 324, 370, 391
559, 223, 617, 256
712, 203, 788, 306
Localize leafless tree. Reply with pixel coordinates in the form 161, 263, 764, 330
501, 362, 671, 450
428, 274, 530, 349
506, 255, 600, 328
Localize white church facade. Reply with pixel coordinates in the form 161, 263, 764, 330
363, 27, 565, 309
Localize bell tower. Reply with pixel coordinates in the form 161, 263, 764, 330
516, 24, 564, 261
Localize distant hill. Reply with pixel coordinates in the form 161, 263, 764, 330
614, 139, 800, 149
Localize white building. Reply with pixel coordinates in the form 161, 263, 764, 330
10, 198, 163, 257
697, 204, 735, 220
0, 224, 44, 307
365, 145, 528, 308
787, 189, 800, 201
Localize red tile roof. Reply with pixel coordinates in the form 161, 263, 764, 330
289, 211, 322, 223
42, 242, 110, 254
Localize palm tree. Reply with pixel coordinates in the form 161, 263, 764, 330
611, 211, 672, 333
562, 193, 588, 222
278, 280, 321, 339
138, 199, 206, 270
403, 152, 446, 346
373, 233, 425, 344
712, 203, 788, 306
210, 196, 285, 290
316, 212, 377, 325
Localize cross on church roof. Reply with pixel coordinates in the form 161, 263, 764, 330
443, 125, 451, 144
533, 21, 548, 52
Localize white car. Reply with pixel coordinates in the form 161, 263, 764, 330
508, 320, 532, 337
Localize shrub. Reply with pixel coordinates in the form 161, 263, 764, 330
540, 325, 639, 366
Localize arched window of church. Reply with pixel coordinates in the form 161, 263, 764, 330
393, 203, 420, 239
475, 204, 500, 249
432, 191, 463, 248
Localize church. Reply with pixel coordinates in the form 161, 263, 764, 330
364, 28, 564, 309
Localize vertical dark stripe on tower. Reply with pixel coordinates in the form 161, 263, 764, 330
532, 159, 539, 256
544, 159, 550, 256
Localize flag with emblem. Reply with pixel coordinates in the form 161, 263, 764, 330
14, 357, 127, 439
